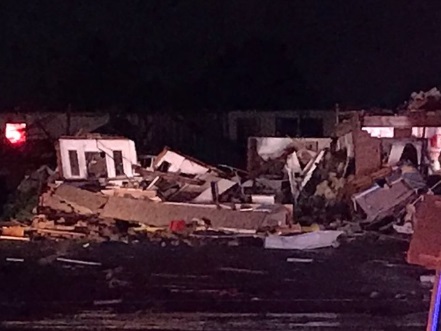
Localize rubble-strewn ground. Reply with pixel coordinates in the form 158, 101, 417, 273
0, 234, 431, 330
0, 132, 437, 330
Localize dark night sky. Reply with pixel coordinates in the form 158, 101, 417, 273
0, 0, 441, 110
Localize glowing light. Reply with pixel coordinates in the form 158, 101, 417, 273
362, 127, 394, 138
5, 123, 26, 144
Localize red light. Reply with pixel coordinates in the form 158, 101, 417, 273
5, 123, 26, 144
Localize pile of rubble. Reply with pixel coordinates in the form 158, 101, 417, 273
405, 87, 441, 111
0, 136, 302, 247
247, 122, 435, 237
2, 126, 435, 250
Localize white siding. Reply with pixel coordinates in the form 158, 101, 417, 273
59, 138, 137, 179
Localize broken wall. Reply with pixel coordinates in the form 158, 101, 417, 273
154, 148, 213, 176
42, 184, 289, 231
353, 129, 382, 176
381, 138, 424, 167
247, 137, 332, 175
58, 137, 138, 180
101, 196, 288, 230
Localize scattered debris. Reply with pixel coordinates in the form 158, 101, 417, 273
264, 231, 344, 250
369, 291, 380, 299
218, 267, 268, 275
93, 299, 123, 306
0, 235, 30, 241
3, 123, 438, 251
286, 257, 314, 263
2, 166, 55, 220
56, 257, 102, 266
406, 87, 441, 111
1, 225, 27, 237
420, 274, 436, 285
6, 258, 24, 262
393, 223, 414, 235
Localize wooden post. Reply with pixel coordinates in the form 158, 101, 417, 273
427, 271, 441, 331
211, 181, 219, 207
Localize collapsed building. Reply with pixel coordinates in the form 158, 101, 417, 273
4, 87, 441, 246
244, 102, 441, 232
0, 127, 425, 244
0, 124, 420, 246
0, 134, 296, 244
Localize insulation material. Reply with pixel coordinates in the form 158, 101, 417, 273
387, 144, 406, 166
254, 137, 332, 161
256, 138, 295, 161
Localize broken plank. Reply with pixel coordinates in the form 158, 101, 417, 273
36, 228, 86, 239
218, 267, 268, 275
1, 226, 27, 237
0, 235, 30, 241
286, 257, 314, 263
93, 299, 122, 306
151, 273, 211, 280
135, 167, 204, 185
215, 227, 257, 234
6, 258, 24, 262
56, 257, 101, 266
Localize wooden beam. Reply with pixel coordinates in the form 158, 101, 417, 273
363, 115, 441, 128
134, 167, 205, 185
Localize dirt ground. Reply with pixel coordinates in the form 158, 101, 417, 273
0, 233, 432, 330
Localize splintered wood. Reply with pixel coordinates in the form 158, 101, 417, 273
36, 228, 86, 239
0, 214, 120, 242
0, 235, 30, 242
101, 187, 160, 201
1, 225, 27, 238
